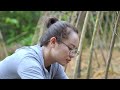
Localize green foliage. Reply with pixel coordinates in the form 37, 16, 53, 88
82, 38, 89, 49
60, 11, 72, 21
20, 34, 34, 46
0, 11, 40, 46
5, 17, 19, 27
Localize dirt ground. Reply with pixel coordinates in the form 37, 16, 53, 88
65, 48, 120, 79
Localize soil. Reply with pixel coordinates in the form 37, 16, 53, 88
65, 48, 120, 79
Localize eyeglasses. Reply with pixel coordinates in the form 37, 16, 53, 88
61, 41, 79, 57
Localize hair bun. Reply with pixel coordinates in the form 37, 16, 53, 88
45, 17, 58, 28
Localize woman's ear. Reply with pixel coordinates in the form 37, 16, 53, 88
49, 37, 57, 47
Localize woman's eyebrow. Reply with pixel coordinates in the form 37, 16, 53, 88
70, 43, 78, 49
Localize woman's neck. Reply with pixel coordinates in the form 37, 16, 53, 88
42, 46, 55, 68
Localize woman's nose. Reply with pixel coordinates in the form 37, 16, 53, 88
69, 53, 75, 58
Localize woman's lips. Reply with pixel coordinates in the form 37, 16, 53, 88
66, 59, 71, 63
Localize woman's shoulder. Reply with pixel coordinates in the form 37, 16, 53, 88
15, 44, 41, 57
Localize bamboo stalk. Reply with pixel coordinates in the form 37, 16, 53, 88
86, 11, 101, 79
98, 20, 107, 66
93, 49, 100, 68
75, 11, 82, 28
70, 11, 78, 26
70, 11, 82, 76
105, 12, 120, 79
91, 11, 107, 66
73, 11, 90, 79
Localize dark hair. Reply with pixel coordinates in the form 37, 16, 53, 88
40, 17, 78, 47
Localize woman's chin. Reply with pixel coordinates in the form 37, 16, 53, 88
59, 62, 67, 66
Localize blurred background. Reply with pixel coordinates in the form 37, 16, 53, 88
0, 11, 120, 79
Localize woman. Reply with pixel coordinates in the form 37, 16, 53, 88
0, 17, 80, 79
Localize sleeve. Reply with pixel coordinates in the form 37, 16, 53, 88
53, 64, 69, 79
17, 57, 44, 79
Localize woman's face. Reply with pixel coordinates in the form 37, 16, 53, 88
52, 31, 79, 66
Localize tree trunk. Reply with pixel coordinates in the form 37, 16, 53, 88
31, 11, 57, 45
0, 30, 8, 57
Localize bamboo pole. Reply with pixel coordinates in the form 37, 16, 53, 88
70, 11, 78, 26
91, 11, 107, 66
93, 49, 100, 68
86, 11, 101, 79
75, 11, 82, 28
105, 12, 120, 79
73, 11, 90, 79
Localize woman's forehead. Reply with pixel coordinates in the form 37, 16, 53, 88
69, 32, 79, 41
64, 32, 79, 47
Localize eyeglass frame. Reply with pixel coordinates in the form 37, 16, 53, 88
60, 41, 79, 57
45, 39, 79, 57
